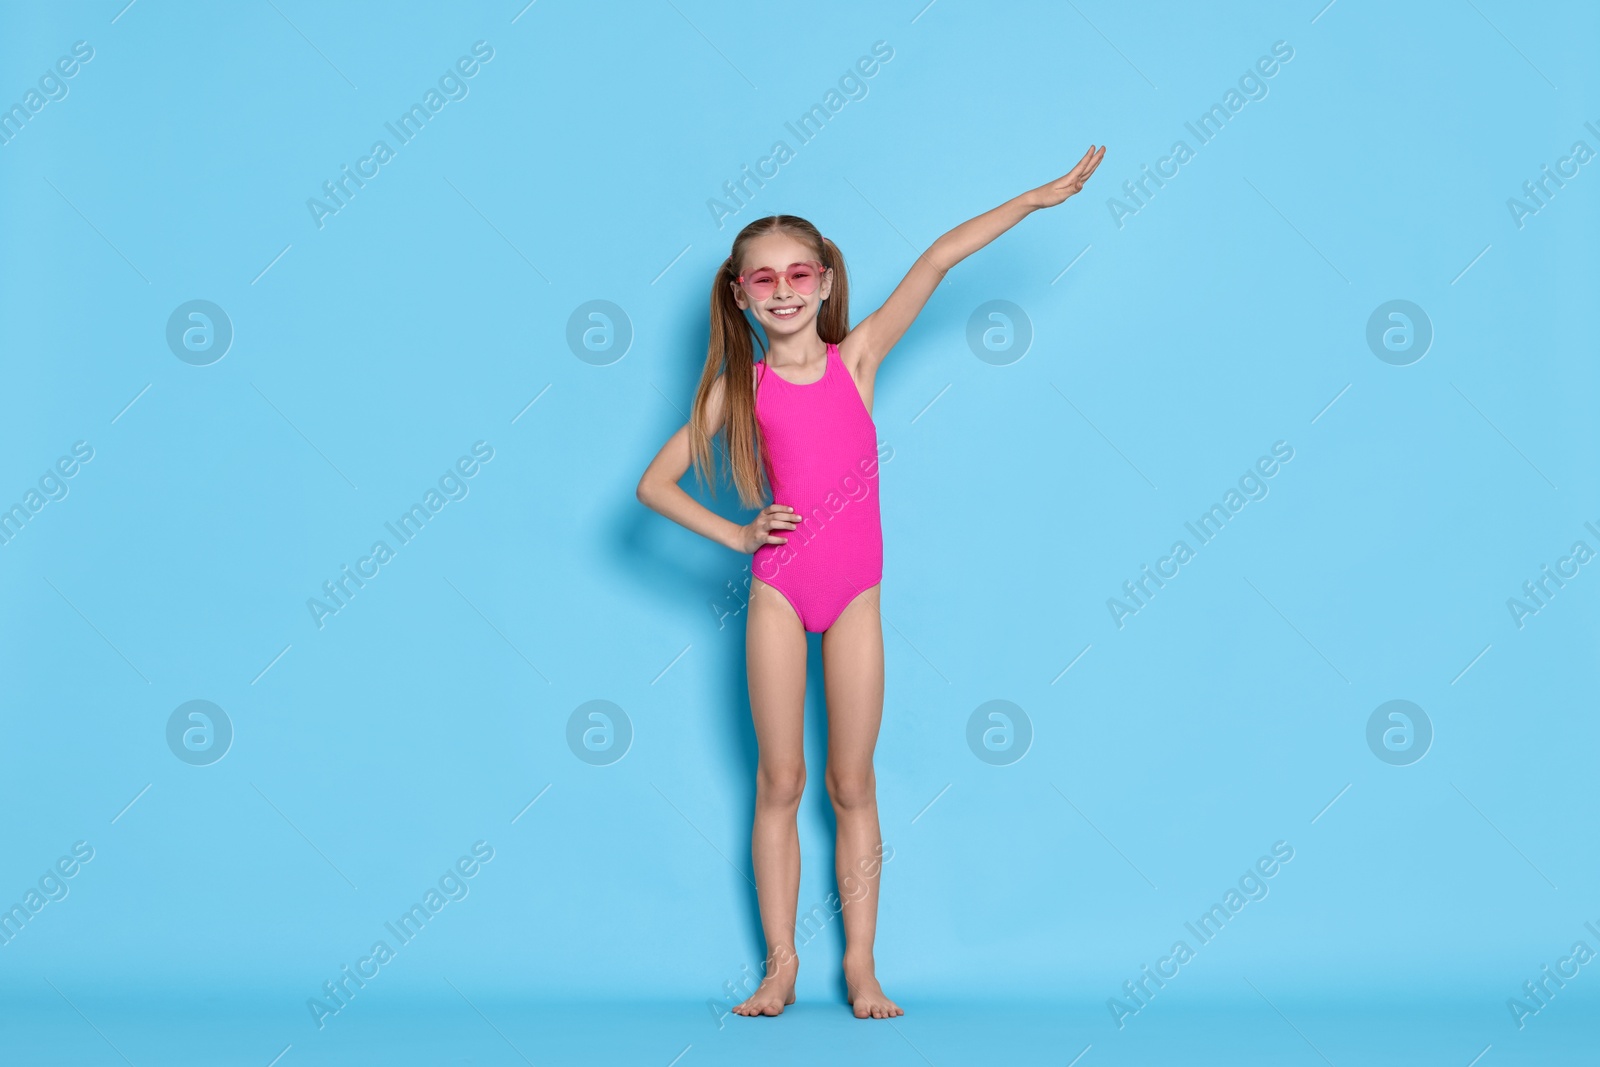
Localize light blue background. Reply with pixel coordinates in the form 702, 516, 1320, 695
2, 0, 1596, 1063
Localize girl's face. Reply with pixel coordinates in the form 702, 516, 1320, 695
730, 233, 832, 337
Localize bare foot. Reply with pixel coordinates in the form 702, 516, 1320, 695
844, 953, 903, 1019
731, 948, 798, 1018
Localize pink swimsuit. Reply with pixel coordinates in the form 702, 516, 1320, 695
752, 342, 884, 633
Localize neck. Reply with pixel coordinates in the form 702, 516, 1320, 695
764, 331, 826, 369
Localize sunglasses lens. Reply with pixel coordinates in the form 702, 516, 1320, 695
788, 265, 817, 293
746, 270, 776, 297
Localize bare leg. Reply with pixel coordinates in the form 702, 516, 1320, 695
820, 583, 903, 1019
731, 576, 808, 1018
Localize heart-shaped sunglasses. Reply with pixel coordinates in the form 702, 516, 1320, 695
735, 260, 826, 301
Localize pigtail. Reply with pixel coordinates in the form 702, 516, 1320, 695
816, 235, 851, 346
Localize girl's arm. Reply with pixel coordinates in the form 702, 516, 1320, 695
636, 374, 798, 554
844, 145, 1106, 374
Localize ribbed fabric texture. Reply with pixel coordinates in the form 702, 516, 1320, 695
752, 342, 884, 632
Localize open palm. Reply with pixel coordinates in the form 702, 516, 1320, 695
1031, 145, 1107, 208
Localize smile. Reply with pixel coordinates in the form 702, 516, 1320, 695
769, 306, 801, 318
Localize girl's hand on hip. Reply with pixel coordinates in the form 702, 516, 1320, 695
740, 504, 798, 553
1027, 144, 1107, 209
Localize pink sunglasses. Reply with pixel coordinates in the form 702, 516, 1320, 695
736, 260, 826, 300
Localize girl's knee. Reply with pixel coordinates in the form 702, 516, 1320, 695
757, 763, 806, 808
824, 766, 876, 811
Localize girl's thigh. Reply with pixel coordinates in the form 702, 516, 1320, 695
746, 576, 808, 763
820, 583, 884, 768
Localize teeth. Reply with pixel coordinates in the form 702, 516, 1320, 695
771, 307, 799, 317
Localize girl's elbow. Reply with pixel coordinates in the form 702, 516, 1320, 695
638, 463, 689, 510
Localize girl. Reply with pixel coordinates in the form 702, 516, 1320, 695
636, 146, 1106, 1019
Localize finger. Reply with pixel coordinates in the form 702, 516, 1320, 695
767, 535, 788, 544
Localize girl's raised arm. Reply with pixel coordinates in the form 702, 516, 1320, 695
845, 145, 1105, 373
